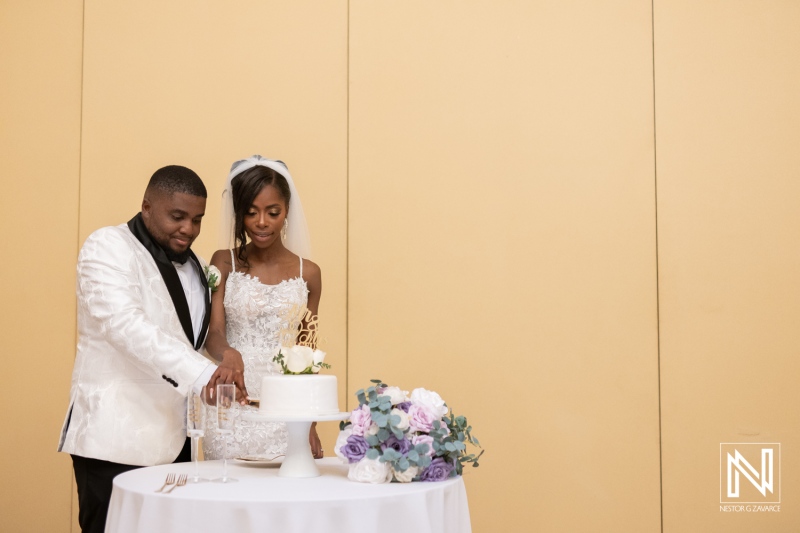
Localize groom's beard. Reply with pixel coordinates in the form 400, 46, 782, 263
128, 212, 193, 264
164, 247, 191, 264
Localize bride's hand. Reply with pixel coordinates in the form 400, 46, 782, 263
309, 422, 323, 459
208, 348, 248, 404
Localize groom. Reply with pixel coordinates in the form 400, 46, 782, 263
58, 165, 244, 533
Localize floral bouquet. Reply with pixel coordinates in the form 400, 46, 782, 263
335, 379, 483, 483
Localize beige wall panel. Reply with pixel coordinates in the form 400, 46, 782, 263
349, 2, 660, 531
0, 1, 83, 531
656, 2, 800, 531
79, 0, 348, 453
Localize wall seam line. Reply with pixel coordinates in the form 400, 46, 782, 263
651, 1, 664, 532
71, 1, 87, 531
345, 0, 350, 411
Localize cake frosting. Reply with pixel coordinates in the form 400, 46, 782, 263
260, 374, 339, 416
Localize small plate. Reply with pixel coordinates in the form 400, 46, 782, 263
241, 411, 351, 423
234, 454, 284, 466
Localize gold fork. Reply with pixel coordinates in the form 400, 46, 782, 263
155, 473, 176, 492
163, 474, 188, 494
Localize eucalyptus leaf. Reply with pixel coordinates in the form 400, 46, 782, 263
382, 448, 401, 461
366, 449, 379, 460
373, 413, 389, 427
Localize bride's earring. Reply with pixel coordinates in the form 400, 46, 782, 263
282, 219, 288, 240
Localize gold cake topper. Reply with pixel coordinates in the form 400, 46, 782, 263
278, 304, 321, 350
273, 304, 330, 375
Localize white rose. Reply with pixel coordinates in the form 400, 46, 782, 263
366, 423, 380, 436
285, 345, 314, 373
391, 465, 419, 483
311, 349, 326, 373
334, 427, 352, 462
296, 345, 315, 364
410, 388, 448, 418
382, 386, 409, 405
348, 458, 392, 484
390, 408, 410, 431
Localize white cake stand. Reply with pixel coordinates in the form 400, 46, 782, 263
241, 411, 351, 478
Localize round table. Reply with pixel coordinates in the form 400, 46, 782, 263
106, 458, 471, 533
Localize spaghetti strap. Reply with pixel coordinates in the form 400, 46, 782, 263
299, 257, 303, 278
229, 249, 236, 273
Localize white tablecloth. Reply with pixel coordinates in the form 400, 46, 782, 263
106, 459, 471, 533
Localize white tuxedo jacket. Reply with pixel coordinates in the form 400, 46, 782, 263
58, 224, 213, 466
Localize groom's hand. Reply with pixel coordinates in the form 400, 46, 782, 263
208, 348, 248, 404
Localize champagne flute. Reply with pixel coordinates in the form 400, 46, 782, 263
186, 387, 209, 483
213, 383, 238, 483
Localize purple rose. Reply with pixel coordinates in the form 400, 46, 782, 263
419, 457, 455, 482
341, 435, 370, 463
396, 401, 412, 413
381, 435, 411, 455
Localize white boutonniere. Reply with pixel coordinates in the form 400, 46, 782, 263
204, 265, 221, 293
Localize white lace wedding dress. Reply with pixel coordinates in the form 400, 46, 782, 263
203, 250, 308, 460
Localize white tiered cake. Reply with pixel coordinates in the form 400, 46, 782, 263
260, 374, 339, 416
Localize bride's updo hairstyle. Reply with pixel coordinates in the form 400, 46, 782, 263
231, 165, 292, 267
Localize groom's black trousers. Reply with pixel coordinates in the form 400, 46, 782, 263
71, 438, 191, 533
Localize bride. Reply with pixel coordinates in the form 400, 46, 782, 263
203, 155, 323, 460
